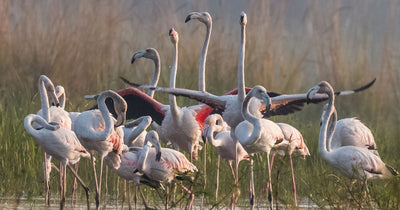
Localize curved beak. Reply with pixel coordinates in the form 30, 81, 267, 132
49, 91, 60, 107
131, 50, 146, 64
261, 92, 271, 112
306, 85, 320, 104
115, 112, 126, 127
201, 125, 209, 143
156, 151, 161, 162
185, 14, 192, 23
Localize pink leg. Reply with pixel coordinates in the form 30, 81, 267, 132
91, 154, 100, 209
260, 153, 275, 203
289, 154, 297, 206
215, 155, 220, 201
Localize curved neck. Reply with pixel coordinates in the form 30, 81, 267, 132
59, 93, 66, 109
326, 108, 337, 152
237, 24, 246, 102
242, 94, 261, 144
206, 125, 219, 147
199, 23, 211, 92
24, 114, 59, 139
39, 78, 50, 122
319, 88, 335, 159
138, 145, 150, 172
92, 92, 115, 141
169, 41, 179, 117
148, 55, 161, 98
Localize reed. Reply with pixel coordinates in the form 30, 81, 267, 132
0, 0, 399, 208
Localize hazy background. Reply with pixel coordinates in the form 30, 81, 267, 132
0, 0, 399, 207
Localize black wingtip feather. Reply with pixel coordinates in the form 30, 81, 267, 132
120, 76, 141, 87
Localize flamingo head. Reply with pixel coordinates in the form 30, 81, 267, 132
306, 81, 334, 104
169, 28, 179, 44
185, 11, 212, 26
131, 48, 160, 64
240, 11, 247, 26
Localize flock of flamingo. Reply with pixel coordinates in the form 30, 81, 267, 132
23, 11, 397, 210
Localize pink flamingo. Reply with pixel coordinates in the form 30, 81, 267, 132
24, 114, 91, 209
235, 85, 284, 209
307, 81, 398, 196
73, 90, 127, 209
133, 130, 198, 209
202, 114, 249, 200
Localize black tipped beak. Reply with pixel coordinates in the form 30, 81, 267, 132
185, 15, 192, 23
133, 169, 139, 173
131, 56, 135, 64
201, 135, 206, 143
306, 91, 312, 104
156, 152, 161, 161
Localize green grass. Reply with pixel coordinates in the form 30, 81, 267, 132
1, 0, 400, 208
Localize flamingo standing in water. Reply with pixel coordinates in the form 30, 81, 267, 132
202, 114, 249, 200
35, 75, 72, 206
306, 81, 398, 195
24, 114, 91, 209
133, 130, 198, 209
73, 90, 127, 209
152, 28, 202, 162
235, 85, 284, 209
262, 122, 310, 207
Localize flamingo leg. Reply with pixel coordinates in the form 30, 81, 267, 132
59, 163, 66, 210
99, 157, 104, 208
261, 153, 275, 204
127, 181, 132, 210
228, 160, 235, 179
166, 185, 169, 210
289, 154, 297, 206
71, 163, 79, 207
203, 144, 207, 191
90, 154, 100, 209
216, 155, 220, 201
138, 184, 149, 209
67, 164, 90, 209
249, 158, 255, 209
267, 152, 274, 210
43, 153, 51, 207
178, 182, 194, 210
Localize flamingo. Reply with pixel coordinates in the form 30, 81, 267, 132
202, 114, 249, 200
132, 130, 198, 209
323, 104, 379, 156
306, 81, 398, 194
73, 90, 127, 209
235, 85, 284, 209
151, 28, 202, 162
104, 145, 162, 209
35, 75, 72, 206
185, 11, 212, 92
262, 122, 310, 207
24, 114, 91, 209
55, 85, 81, 126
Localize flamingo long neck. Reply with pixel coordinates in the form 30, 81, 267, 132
326, 108, 337, 152
138, 145, 150, 172
319, 89, 335, 160
237, 22, 246, 103
24, 114, 58, 139
92, 92, 115, 141
59, 92, 66, 109
199, 22, 211, 92
169, 40, 179, 118
39, 78, 50, 122
242, 94, 261, 144
148, 54, 160, 98
206, 125, 218, 147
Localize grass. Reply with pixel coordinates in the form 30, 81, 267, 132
1, 0, 400, 208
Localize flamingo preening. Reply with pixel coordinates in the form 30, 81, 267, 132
24, 114, 91, 209
202, 114, 249, 200
132, 130, 198, 209
104, 145, 162, 209
306, 81, 398, 197
73, 90, 127, 209
235, 85, 284, 209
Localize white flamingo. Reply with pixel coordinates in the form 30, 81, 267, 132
153, 28, 202, 162
202, 114, 249, 200
54, 85, 80, 126
35, 75, 72, 206
24, 114, 91, 209
235, 85, 284, 209
307, 81, 398, 191
322, 104, 379, 156
73, 90, 127, 209
262, 122, 310, 207
133, 130, 198, 209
